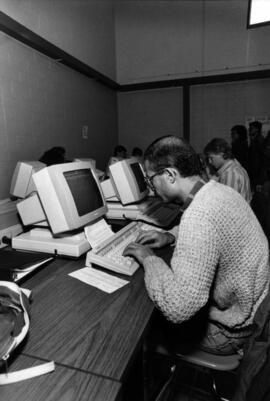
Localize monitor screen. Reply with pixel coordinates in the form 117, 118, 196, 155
18, 161, 107, 234
64, 169, 104, 217
107, 159, 149, 205
129, 162, 148, 194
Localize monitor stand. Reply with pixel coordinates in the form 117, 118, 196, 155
12, 228, 91, 258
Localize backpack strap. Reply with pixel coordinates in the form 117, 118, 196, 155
0, 361, 55, 385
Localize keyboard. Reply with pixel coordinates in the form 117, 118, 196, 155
85, 221, 163, 276
105, 198, 181, 228
137, 202, 181, 227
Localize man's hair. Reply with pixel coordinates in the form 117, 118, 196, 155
144, 136, 201, 177
204, 138, 233, 160
132, 147, 143, 157
231, 125, 248, 142
249, 120, 262, 131
114, 145, 126, 156
39, 146, 66, 166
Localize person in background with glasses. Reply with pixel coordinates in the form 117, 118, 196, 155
123, 135, 269, 356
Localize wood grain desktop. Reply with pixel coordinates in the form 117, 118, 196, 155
19, 257, 154, 381
0, 239, 175, 401
0, 355, 121, 401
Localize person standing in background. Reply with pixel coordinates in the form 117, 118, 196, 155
231, 125, 249, 172
204, 138, 252, 203
248, 121, 264, 191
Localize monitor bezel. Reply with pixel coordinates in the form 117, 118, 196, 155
33, 161, 107, 234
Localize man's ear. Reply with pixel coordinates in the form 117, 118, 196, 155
164, 168, 177, 183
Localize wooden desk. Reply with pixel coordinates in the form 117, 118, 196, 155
0, 355, 121, 401
20, 256, 154, 382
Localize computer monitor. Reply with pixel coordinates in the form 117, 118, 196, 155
73, 157, 96, 169
73, 158, 105, 180
19, 161, 107, 234
102, 159, 149, 205
10, 161, 46, 199
13, 161, 108, 257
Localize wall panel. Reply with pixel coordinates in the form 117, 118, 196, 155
118, 87, 183, 154
190, 79, 270, 153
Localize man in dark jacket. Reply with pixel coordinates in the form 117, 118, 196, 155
248, 121, 264, 191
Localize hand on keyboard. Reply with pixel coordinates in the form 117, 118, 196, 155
86, 221, 166, 276
135, 230, 175, 249
122, 242, 155, 265
123, 229, 175, 264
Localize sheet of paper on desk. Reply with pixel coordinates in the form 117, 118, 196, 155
69, 267, 129, 293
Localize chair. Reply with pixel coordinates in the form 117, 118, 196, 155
174, 348, 241, 401
147, 347, 241, 401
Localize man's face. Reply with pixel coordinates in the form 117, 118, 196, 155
144, 160, 173, 203
207, 153, 225, 170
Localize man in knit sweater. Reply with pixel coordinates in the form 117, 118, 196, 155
123, 136, 269, 355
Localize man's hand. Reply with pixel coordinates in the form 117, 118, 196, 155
135, 230, 175, 249
123, 242, 154, 264
123, 230, 175, 264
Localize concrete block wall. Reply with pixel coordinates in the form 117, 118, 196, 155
0, 33, 117, 199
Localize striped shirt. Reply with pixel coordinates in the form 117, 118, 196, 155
217, 159, 252, 203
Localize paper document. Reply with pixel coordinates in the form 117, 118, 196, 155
69, 267, 129, 293
84, 219, 114, 250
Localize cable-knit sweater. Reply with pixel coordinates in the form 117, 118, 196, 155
143, 181, 270, 335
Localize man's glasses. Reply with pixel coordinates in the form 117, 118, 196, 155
144, 170, 165, 192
